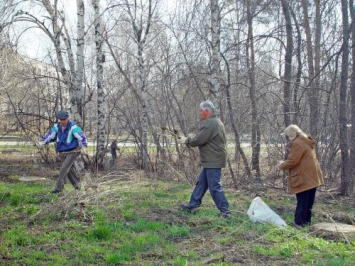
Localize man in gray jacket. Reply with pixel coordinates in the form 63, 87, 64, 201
179, 100, 231, 217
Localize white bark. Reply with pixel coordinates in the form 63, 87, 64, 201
93, 0, 106, 170
40, 0, 84, 125
210, 0, 221, 116
125, 0, 153, 171
72, 0, 85, 125
138, 42, 149, 171
42, 0, 72, 93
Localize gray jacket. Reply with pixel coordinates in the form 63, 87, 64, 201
186, 114, 227, 168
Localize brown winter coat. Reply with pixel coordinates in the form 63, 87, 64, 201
280, 135, 324, 194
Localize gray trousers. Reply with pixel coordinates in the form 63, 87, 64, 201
55, 152, 80, 191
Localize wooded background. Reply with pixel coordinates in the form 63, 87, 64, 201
0, 0, 354, 195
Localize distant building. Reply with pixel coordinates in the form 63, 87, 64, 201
0, 46, 68, 133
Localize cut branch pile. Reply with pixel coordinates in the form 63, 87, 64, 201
29, 172, 132, 223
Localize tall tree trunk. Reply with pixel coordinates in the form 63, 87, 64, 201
124, 0, 153, 171
42, 0, 84, 125
314, 0, 321, 121
210, 0, 221, 115
72, 0, 85, 127
349, 0, 355, 195
281, 0, 293, 128
280, 0, 294, 189
301, 0, 320, 137
340, 0, 350, 195
290, 6, 302, 125
42, 0, 72, 98
222, 53, 252, 179
93, 0, 106, 170
138, 42, 149, 171
246, 0, 260, 178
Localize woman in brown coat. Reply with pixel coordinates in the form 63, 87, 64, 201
276, 125, 324, 227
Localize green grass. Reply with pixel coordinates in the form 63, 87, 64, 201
0, 173, 354, 265
252, 229, 355, 263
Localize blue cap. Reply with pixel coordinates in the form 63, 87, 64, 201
56, 110, 69, 119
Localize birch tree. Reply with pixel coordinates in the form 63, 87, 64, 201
210, 0, 221, 115
124, 0, 155, 171
12, 0, 86, 126
93, 0, 106, 170
74, 0, 86, 127
41, 0, 85, 125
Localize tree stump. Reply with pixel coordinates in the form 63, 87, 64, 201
311, 222, 355, 242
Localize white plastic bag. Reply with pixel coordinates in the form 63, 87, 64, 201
247, 197, 287, 226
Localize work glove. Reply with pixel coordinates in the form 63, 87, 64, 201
36, 141, 46, 149
177, 136, 188, 144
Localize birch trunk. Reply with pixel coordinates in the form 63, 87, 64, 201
210, 0, 221, 116
93, 0, 106, 170
124, 0, 153, 171
138, 42, 149, 171
42, 0, 72, 96
246, 0, 260, 178
72, 0, 85, 126
339, 0, 350, 195
41, 0, 84, 125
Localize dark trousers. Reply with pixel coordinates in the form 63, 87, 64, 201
55, 152, 80, 191
110, 150, 117, 166
111, 150, 117, 160
189, 168, 229, 212
295, 187, 317, 226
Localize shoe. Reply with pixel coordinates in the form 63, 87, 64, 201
219, 210, 232, 218
179, 204, 198, 212
51, 190, 60, 194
